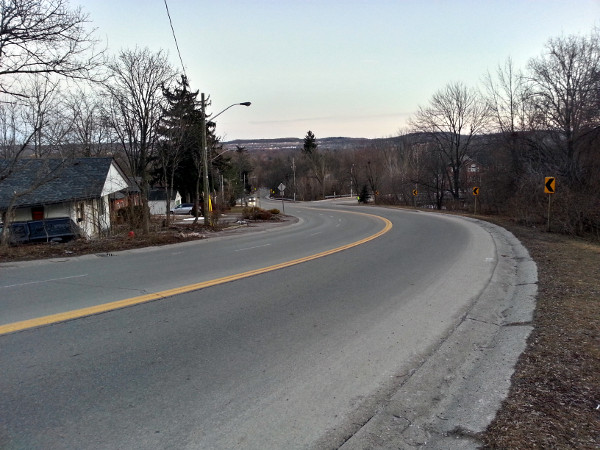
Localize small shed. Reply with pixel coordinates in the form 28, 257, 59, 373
148, 188, 182, 215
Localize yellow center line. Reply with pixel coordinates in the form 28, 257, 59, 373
0, 211, 392, 336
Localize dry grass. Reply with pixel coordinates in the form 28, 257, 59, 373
0, 220, 224, 263
481, 219, 600, 448
0, 210, 283, 263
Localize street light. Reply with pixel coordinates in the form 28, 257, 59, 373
201, 94, 251, 225
211, 147, 233, 162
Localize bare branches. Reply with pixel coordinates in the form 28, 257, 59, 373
104, 47, 175, 233
0, 0, 105, 97
409, 82, 490, 199
526, 30, 600, 183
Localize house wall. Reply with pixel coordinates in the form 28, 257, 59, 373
11, 208, 32, 222
45, 203, 71, 218
10, 203, 70, 222
102, 164, 130, 196
72, 197, 112, 238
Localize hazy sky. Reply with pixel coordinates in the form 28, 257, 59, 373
78, 0, 599, 140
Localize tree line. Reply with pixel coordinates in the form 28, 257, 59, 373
254, 28, 600, 236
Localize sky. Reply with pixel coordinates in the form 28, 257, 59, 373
78, 0, 600, 140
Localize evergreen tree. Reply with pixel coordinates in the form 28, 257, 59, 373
302, 130, 317, 155
301, 130, 327, 199
358, 185, 370, 203
155, 75, 202, 223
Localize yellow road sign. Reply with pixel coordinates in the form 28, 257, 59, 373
545, 177, 556, 194
472, 187, 480, 196
412, 189, 418, 196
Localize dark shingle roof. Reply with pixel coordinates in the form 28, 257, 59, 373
149, 188, 178, 201
0, 157, 125, 209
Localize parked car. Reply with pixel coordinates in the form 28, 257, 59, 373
0, 217, 81, 244
170, 203, 194, 215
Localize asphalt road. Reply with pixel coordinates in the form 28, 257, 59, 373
0, 199, 533, 449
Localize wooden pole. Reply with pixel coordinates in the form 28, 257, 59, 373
547, 195, 552, 232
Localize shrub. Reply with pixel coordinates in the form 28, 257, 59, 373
242, 207, 272, 221
269, 208, 280, 215
358, 185, 370, 204
116, 205, 145, 228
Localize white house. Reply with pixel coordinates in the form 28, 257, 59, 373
0, 157, 130, 238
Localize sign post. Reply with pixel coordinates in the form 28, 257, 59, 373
412, 189, 418, 208
278, 182, 286, 213
545, 177, 555, 231
472, 186, 480, 214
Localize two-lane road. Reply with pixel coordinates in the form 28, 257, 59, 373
1, 201, 505, 448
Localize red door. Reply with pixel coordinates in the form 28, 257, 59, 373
31, 206, 44, 220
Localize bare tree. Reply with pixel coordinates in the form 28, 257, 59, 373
484, 58, 532, 135
0, 99, 19, 159
0, 0, 104, 97
19, 76, 68, 158
64, 87, 112, 157
482, 57, 537, 196
104, 47, 175, 233
409, 81, 489, 201
527, 30, 600, 184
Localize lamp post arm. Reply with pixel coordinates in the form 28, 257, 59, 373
210, 101, 252, 122
212, 148, 233, 161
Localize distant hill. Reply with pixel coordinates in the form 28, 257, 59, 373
224, 136, 391, 152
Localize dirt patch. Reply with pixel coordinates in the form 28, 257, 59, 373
480, 219, 600, 448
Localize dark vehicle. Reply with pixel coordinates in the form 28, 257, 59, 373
0, 221, 30, 244
0, 217, 81, 244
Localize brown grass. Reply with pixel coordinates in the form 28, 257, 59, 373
0, 225, 207, 262
481, 219, 600, 449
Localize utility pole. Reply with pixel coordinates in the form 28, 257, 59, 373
201, 93, 210, 226
291, 158, 296, 202
350, 164, 354, 197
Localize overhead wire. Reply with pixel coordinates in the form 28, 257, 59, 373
163, 0, 187, 79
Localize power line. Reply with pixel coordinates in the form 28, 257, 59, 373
163, 0, 187, 78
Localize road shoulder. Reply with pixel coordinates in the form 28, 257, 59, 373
340, 218, 537, 449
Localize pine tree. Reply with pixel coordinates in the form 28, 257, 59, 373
155, 75, 202, 223
358, 185, 370, 203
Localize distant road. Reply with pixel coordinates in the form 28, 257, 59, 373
1, 199, 503, 448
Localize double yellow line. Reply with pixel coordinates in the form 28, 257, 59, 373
0, 211, 392, 335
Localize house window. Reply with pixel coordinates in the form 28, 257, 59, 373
31, 206, 44, 220
77, 202, 85, 223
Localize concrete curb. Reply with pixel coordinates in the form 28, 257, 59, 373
340, 218, 538, 449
